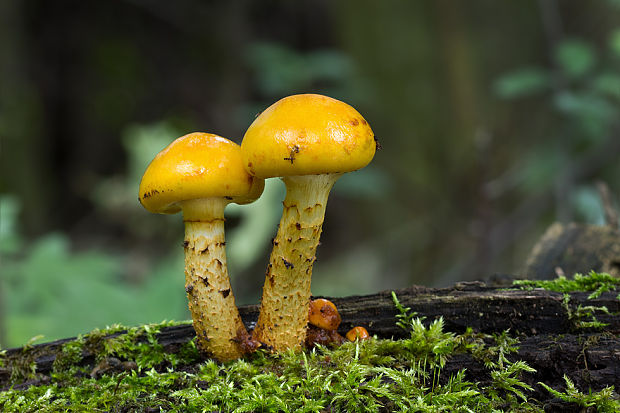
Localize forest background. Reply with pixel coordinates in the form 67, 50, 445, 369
2, 0, 620, 349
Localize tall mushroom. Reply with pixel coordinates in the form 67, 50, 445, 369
241, 94, 376, 351
139, 132, 264, 361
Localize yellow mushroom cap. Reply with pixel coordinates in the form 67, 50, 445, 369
139, 132, 264, 214
241, 94, 376, 179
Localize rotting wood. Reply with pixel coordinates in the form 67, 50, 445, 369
441, 333, 620, 407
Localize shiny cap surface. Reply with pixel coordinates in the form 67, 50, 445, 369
241, 94, 376, 178
139, 132, 263, 214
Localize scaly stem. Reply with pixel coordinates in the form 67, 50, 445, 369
253, 173, 340, 351
182, 198, 247, 361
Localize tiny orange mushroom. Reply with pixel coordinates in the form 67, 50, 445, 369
308, 298, 341, 331
346, 326, 370, 341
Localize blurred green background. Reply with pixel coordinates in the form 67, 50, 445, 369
2, 0, 620, 348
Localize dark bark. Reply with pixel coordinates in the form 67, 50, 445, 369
2, 282, 619, 403
441, 332, 620, 411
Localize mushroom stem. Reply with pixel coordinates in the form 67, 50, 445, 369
253, 173, 341, 351
182, 198, 247, 361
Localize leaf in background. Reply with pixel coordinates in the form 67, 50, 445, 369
553, 91, 617, 142
139, 250, 189, 322
226, 179, 285, 276
245, 42, 354, 97
609, 28, 620, 59
7, 234, 121, 310
246, 42, 310, 95
493, 67, 550, 99
571, 185, 605, 225
2, 230, 191, 348
0, 195, 22, 254
592, 73, 620, 100
306, 50, 354, 83
555, 39, 596, 80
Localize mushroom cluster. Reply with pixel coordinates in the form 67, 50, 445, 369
139, 94, 376, 361
305, 298, 371, 347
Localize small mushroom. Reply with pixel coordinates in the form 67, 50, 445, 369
308, 298, 341, 331
346, 326, 370, 341
241, 94, 376, 352
139, 132, 264, 361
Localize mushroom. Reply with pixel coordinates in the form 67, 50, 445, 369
346, 326, 370, 341
241, 94, 376, 351
308, 298, 341, 331
139, 132, 264, 361
305, 298, 345, 348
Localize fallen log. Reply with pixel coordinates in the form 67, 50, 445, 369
1, 282, 619, 407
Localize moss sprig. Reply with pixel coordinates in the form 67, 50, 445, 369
539, 375, 619, 413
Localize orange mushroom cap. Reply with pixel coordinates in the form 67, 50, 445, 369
139, 132, 264, 214
308, 298, 342, 331
346, 326, 370, 341
241, 94, 376, 179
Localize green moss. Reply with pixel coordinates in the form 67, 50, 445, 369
558, 292, 610, 329
7, 346, 38, 385
513, 271, 618, 330
1, 298, 618, 412
539, 375, 618, 412
512, 270, 620, 299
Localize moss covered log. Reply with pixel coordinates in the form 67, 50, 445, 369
1, 274, 619, 411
